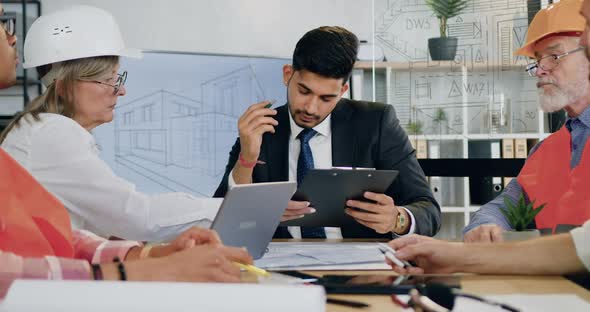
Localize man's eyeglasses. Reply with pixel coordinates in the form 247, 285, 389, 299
0, 13, 16, 37
525, 47, 586, 77
91, 71, 127, 95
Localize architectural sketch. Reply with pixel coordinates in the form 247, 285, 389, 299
373, 0, 538, 135
111, 64, 274, 196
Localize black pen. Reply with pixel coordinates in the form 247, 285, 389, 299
327, 297, 370, 308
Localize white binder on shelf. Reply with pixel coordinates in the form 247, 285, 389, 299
515, 138, 528, 158
427, 140, 464, 207
502, 138, 515, 187
427, 141, 442, 205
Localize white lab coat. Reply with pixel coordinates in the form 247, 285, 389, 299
1, 113, 220, 242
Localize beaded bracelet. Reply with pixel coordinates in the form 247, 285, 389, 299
113, 257, 127, 281
238, 153, 257, 168
91, 264, 103, 280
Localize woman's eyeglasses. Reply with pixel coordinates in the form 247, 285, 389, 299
91, 71, 128, 95
0, 13, 16, 37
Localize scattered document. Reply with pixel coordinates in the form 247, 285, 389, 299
0, 280, 326, 312
258, 272, 318, 284
255, 242, 390, 270
396, 294, 590, 312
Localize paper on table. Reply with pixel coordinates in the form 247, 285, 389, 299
395, 294, 590, 312
254, 242, 388, 270
266, 262, 390, 271
0, 280, 326, 312
454, 294, 590, 312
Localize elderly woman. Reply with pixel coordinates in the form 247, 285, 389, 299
0, 4, 251, 299
0, 6, 222, 242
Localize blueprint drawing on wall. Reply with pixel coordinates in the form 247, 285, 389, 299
373, 0, 538, 135
93, 52, 288, 197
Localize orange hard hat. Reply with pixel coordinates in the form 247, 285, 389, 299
514, 0, 585, 58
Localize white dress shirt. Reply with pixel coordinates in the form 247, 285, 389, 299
1, 113, 220, 242
572, 220, 590, 272
229, 110, 416, 238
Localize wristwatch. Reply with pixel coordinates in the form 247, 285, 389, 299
393, 210, 407, 233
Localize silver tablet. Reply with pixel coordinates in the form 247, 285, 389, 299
211, 181, 296, 259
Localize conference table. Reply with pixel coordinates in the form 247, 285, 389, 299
271, 240, 590, 311
313, 271, 590, 311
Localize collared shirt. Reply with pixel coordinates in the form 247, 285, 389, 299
285, 111, 337, 238
1, 113, 221, 242
565, 111, 590, 167
465, 106, 590, 233
229, 108, 416, 238
0, 229, 140, 299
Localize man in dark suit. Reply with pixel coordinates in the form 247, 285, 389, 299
214, 26, 440, 239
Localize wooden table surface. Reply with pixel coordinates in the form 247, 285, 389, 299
265, 239, 589, 311
304, 271, 590, 311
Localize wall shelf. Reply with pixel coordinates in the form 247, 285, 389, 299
351, 58, 548, 241
408, 133, 543, 141
354, 61, 526, 72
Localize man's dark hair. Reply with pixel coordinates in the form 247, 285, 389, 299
292, 26, 359, 83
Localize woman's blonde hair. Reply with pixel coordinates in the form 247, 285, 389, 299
0, 55, 119, 143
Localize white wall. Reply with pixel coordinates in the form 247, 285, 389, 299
42, 0, 373, 58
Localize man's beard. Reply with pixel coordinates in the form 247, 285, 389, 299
538, 68, 589, 113
286, 81, 322, 128
538, 87, 570, 112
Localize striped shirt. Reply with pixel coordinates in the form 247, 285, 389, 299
0, 229, 140, 299
465, 106, 590, 234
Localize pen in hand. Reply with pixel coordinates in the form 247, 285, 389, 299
264, 99, 276, 109
378, 243, 413, 268
233, 262, 271, 277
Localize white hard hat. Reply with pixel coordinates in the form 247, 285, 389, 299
22, 5, 142, 69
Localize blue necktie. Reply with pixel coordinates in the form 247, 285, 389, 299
297, 128, 326, 238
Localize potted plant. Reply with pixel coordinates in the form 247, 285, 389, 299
407, 120, 423, 135
432, 108, 447, 135
425, 0, 468, 61
500, 194, 546, 241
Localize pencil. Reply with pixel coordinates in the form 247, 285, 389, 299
233, 262, 271, 277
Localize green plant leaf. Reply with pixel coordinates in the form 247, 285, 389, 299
426, 0, 468, 18
529, 203, 546, 220
407, 121, 423, 134
499, 206, 512, 223
433, 108, 447, 121
500, 194, 546, 231
500, 196, 521, 228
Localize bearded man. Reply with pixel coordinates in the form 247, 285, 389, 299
464, 0, 590, 242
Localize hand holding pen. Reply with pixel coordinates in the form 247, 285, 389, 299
132, 244, 253, 283
237, 100, 277, 167
386, 234, 469, 275
378, 243, 414, 268
233, 262, 271, 277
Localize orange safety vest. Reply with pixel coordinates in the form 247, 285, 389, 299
517, 126, 590, 233
0, 149, 74, 258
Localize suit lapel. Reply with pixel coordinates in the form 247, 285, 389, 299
265, 104, 290, 181
331, 99, 355, 167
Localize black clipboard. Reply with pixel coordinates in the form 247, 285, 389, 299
281, 168, 399, 227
